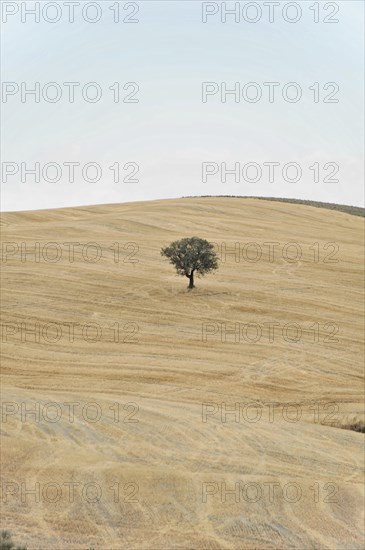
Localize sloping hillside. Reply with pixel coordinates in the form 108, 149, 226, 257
1, 197, 364, 549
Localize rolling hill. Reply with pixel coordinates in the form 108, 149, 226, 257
1, 197, 364, 549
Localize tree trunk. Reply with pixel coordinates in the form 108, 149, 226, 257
188, 271, 195, 289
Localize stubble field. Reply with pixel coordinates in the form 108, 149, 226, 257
1, 197, 364, 549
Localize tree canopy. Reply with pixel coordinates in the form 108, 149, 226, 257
161, 237, 219, 289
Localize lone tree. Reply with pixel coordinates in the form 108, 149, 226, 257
161, 237, 218, 289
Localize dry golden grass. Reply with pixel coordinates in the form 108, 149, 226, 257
1, 197, 364, 549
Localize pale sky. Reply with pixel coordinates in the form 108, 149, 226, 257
1, 0, 364, 211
